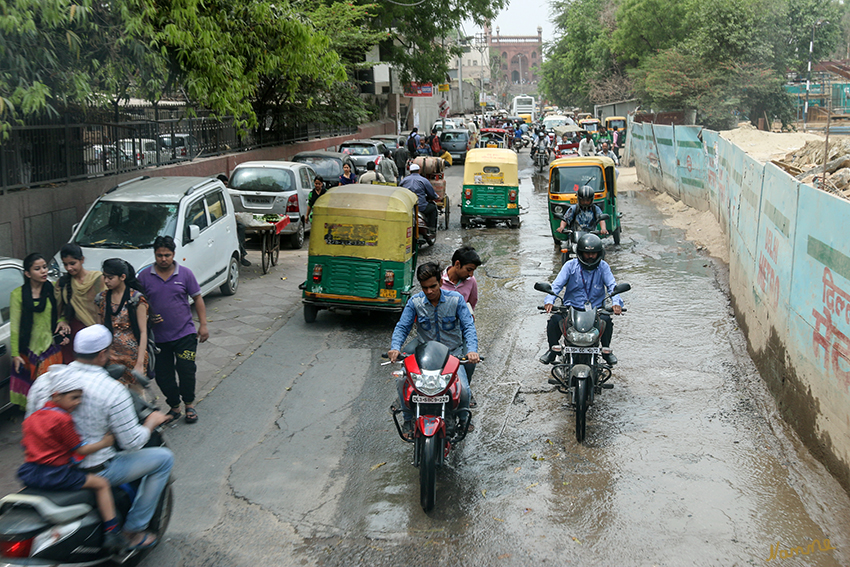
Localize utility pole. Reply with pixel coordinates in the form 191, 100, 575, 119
805, 19, 828, 132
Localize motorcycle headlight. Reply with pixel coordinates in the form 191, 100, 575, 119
566, 327, 599, 347
413, 370, 451, 396
554, 205, 565, 214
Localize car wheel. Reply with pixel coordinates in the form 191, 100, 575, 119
290, 222, 305, 249
219, 256, 240, 296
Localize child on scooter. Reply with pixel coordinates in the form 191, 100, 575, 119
18, 370, 124, 551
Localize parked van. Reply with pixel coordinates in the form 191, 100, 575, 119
52, 176, 241, 297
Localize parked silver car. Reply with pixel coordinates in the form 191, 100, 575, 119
0, 257, 24, 414
338, 140, 389, 175
227, 161, 316, 249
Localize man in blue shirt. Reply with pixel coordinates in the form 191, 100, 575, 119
399, 163, 439, 232
388, 262, 479, 438
540, 234, 623, 366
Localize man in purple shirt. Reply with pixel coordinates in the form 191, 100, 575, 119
440, 245, 482, 403
138, 236, 208, 424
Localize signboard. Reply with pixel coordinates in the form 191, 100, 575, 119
404, 82, 434, 97
479, 102, 487, 107
438, 83, 450, 92
439, 99, 450, 118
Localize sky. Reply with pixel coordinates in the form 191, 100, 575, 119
465, 0, 556, 44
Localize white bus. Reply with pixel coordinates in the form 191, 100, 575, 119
511, 95, 536, 122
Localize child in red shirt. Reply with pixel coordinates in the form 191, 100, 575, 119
19, 373, 123, 551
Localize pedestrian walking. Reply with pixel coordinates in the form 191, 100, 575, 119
378, 149, 398, 184
96, 258, 150, 386
54, 243, 104, 363
393, 143, 410, 180
138, 236, 208, 424
359, 160, 386, 184
9, 253, 66, 409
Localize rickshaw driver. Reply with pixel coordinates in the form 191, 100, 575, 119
556, 185, 608, 235
399, 163, 439, 233
388, 262, 480, 438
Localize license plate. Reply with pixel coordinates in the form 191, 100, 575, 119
411, 394, 449, 404
245, 197, 272, 205
562, 347, 601, 354
379, 288, 397, 298
507, 203, 517, 208
451, 154, 461, 159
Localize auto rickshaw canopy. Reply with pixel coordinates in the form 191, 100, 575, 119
310, 184, 418, 262
548, 156, 617, 203
463, 148, 519, 186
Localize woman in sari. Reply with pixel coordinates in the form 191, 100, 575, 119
9, 253, 66, 408
55, 243, 104, 363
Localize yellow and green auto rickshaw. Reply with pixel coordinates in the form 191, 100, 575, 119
604, 116, 627, 147
460, 148, 520, 229
547, 155, 621, 247
300, 184, 419, 322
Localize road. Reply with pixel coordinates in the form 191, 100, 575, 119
2, 152, 848, 566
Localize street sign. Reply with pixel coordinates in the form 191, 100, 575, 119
438, 83, 450, 92
479, 102, 487, 107
439, 99, 450, 117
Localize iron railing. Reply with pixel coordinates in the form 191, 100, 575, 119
0, 109, 357, 194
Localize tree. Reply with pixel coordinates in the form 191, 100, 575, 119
611, 0, 692, 67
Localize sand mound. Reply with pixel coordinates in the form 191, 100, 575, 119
719, 124, 823, 164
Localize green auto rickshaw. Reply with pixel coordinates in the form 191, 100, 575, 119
548, 155, 621, 247
460, 148, 520, 228
300, 184, 419, 322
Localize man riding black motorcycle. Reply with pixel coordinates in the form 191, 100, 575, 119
539, 234, 623, 366
556, 185, 608, 235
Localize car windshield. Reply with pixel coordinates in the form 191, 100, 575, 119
230, 168, 295, 193
75, 201, 178, 249
340, 144, 377, 156
608, 120, 626, 129
441, 132, 468, 142
159, 136, 187, 148
294, 156, 341, 178
375, 138, 399, 150
552, 165, 603, 195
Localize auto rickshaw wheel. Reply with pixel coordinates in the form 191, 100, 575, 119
304, 304, 319, 323
460, 214, 469, 229
509, 217, 520, 228
613, 226, 621, 245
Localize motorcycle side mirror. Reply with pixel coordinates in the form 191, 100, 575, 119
534, 282, 553, 294
598, 213, 611, 222
554, 213, 566, 221
611, 283, 631, 295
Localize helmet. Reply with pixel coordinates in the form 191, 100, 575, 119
576, 233, 604, 270
577, 185, 595, 208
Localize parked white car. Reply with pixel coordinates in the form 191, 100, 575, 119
52, 176, 241, 297
0, 257, 24, 414
227, 161, 316, 249
118, 138, 159, 165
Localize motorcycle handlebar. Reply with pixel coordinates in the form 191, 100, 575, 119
381, 352, 484, 363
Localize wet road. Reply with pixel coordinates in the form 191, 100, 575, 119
144, 157, 850, 566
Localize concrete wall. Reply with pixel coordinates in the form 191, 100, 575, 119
629, 118, 850, 494
0, 121, 394, 260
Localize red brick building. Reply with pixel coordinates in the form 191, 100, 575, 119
486, 25, 543, 86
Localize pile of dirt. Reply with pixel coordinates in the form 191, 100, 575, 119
719, 123, 823, 164
652, 192, 729, 264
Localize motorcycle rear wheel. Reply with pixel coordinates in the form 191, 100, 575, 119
575, 379, 588, 443
419, 436, 438, 512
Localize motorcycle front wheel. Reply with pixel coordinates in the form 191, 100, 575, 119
419, 436, 438, 512
575, 379, 589, 443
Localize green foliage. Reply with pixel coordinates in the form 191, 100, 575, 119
612, 0, 692, 67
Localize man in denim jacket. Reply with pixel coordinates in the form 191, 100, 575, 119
388, 262, 479, 437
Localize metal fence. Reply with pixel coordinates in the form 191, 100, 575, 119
0, 108, 357, 194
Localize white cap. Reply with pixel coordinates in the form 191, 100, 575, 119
48, 366, 83, 395
74, 324, 113, 355
409, 163, 420, 172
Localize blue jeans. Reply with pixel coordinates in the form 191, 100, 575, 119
397, 364, 470, 422
99, 447, 174, 532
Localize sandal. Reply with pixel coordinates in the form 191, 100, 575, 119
163, 408, 181, 424
125, 531, 157, 550
184, 407, 198, 424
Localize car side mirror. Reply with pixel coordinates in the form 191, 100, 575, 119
612, 283, 631, 295
187, 224, 200, 242
598, 213, 610, 222
534, 282, 553, 294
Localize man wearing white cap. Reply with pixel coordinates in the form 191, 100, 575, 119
399, 163, 439, 233
27, 325, 173, 550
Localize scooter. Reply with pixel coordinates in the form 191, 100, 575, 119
534, 281, 631, 442
0, 367, 173, 566
386, 342, 473, 512
555, 213, 611, 264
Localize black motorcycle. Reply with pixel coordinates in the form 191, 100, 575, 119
535, 281, 631, 442
0, 367, 172, 566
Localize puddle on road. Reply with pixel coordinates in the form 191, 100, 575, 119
303, 164, 850, 566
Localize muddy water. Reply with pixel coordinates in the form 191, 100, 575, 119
306, 163, 850, 566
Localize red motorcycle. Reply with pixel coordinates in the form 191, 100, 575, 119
387, 342, 473, 512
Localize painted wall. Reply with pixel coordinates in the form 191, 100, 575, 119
629, 118, 850, 494
0, 121, 394, 260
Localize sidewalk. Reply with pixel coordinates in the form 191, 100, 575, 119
0, 238, 310, 496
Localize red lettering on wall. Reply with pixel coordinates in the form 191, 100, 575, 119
813, 267, 850, 389
756, 254, 780, 309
